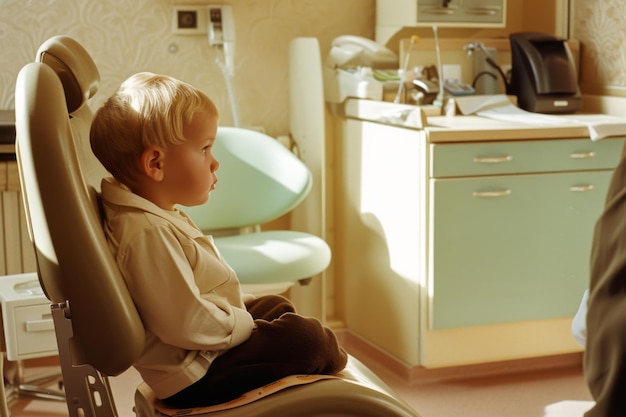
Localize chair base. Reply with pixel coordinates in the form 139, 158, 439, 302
2, 360, 65, 405
133, 355, 420, 417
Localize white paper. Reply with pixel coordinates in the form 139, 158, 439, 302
477, 103, 575, 127
454, 95, 626, 140
560, 114, 626, 141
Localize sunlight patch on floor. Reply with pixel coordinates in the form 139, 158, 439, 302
544, 400, 594, 417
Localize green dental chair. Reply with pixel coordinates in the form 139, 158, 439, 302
179, 127, 331, 295
14, 35, 421, 417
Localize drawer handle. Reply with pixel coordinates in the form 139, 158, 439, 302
465, 7, 498, 16
570, 184, 594, 192
25, 319, 54, 332
422, 7, 455, 15
473, 155, 513, 164
570, 151, 596, 159
472, 189, 512, 198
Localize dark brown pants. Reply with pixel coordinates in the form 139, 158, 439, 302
163, 295, 348, 408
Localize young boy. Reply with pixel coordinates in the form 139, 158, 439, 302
89, 72, 347, 408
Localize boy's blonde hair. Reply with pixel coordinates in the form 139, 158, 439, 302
90, 72, 219, 189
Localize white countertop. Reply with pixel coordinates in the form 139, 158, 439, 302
341, 98, 626, 143
425, 115, 592, 143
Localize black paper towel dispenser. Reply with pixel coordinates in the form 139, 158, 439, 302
509, 32, 581, 114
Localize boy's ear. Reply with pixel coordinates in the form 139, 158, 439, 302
140, 146, 165, 181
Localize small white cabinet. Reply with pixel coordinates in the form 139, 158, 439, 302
0, 273, 57, 360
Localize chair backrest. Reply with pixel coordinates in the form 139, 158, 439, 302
181, 127, 313, 231
35, 35, 110, 192
15, 40, 144, 376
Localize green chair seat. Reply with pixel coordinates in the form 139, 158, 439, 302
215, 230, 331, 284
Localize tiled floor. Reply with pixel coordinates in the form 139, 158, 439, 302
370, 359, 594, 417
345, 335, 594, 417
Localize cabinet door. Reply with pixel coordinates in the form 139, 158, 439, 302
429, 170, 611, 330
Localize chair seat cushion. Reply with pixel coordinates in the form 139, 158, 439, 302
214, 230, 331, 284
134, 354, 421, 417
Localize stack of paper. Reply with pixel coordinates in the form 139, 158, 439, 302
454, 95, 626, 140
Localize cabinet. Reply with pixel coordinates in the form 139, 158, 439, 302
430, 138, 621, 330
376, 0, 506, 44
336, 109, 625, 369
336, 119, 426, 366
0, 273, 57, 360
417, 0, 505, 26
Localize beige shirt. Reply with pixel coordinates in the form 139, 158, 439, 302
99, 177, 254, 398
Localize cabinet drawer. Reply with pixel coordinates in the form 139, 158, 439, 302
431, 138, 625, 178
14, 304, 57, 358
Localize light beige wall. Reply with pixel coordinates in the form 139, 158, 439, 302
0, 0, 374, 137
570, 0, 626, 95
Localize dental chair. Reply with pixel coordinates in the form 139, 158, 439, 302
180, 127, 331, 295
14, 35, 421, 417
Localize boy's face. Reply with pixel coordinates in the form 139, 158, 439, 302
161, 112, 219, 208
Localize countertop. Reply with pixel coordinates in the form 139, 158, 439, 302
425, 115, 593, 143
342, 98, 626, 144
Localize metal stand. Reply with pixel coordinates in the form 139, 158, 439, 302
11, 359, 64, 401
2, 357, 64, 412
51, 303, 117, 417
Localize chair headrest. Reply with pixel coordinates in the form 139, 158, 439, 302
35, 36, 100, 115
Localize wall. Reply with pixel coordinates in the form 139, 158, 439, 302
0, 0, 374, 137
570, 0, 626, 96
0, 0, 374, 323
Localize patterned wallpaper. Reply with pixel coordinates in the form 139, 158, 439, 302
0, 0, 374, 136
571, 0, 626, 94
